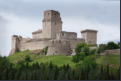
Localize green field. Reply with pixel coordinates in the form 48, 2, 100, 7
7, 50, 120, 71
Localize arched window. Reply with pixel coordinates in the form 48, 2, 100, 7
55, 13, 56, 15
45, 23, 46, 26
55, 22, 56, 25
48, 13, 49, 15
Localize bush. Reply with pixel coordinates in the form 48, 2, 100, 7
17, 60, 25, 65
45, 46, 48, 55
89, 49, 96, 55
97, 47, 104, 54
24, 55, 31, 62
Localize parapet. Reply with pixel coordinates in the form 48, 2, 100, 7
81, 29, 98, 33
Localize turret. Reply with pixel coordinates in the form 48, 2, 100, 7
81, 29, 98, 44
9, 35, 20, 55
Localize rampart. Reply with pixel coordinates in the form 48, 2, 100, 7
100, 49, 120, 55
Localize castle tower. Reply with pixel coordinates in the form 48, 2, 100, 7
42, 10, 63, 38
9, 35, 19, 55
81, 29, 98, 44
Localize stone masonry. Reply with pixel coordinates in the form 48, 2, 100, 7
9, 10, 98, 56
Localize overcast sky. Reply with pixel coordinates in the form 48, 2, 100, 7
0, 0, 120, 56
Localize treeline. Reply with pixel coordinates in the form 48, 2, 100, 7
0, 56, 120, 80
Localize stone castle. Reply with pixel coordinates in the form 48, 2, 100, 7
9, 10, 98, 56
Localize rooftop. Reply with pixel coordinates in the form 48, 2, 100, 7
32, 29, 42, 34
81, 29, 98, 33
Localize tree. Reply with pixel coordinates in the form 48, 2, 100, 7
88, 67, 95, 80
106, 41, 119, 50
71, 53, 81, 64
118, 42, 120, 48
75, 43, 87, 53
79, 68, 85, 80
82, 55, 97, 69
99, 44, 107, 50
81, 46, 90, 56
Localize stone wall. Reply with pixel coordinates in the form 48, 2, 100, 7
69, 38, 85, 53
46, 39, 70, 56
56, 31, 77, 39
16, 37, 51, 52
100, 49, 120, 55
81, 29, 97, 45
32, 32, 43, 39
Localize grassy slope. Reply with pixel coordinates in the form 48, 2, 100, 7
7, 50, 77, 68
7, 50, 120, 71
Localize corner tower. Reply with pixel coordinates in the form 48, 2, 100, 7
42, 10, 63, 38
81, 29, 98, 44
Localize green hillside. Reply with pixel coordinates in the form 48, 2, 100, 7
7, 50, 120, 71
7, 50, 77, 68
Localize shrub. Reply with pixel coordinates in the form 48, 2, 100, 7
17, 60, 25, 65
24, 55, 31, 62
97, 47, 104, 54
45, 46, 48, 55
89, 49, 96, 55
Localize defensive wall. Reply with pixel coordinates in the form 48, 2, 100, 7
100, 49, 120, 55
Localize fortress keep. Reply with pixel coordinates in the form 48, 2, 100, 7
9, 10, 98, 56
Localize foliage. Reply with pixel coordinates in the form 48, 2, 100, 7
99, 44, 107, 50
81, 55, 97, 69
106, 41, 119, 50
75, 43, 87, 53
86, 44, 98, 47
81, 46, 90, 56
97, 47, 104, 54
0, 56, 120, 80
118, 42, 120, 48
89, 49, 96, 55
71, 53, 81, 64
45, 46, 48, 55
24, 55, 31, 62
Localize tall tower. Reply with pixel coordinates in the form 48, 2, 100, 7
42, 10, 63, 38
81, 29, 98, 44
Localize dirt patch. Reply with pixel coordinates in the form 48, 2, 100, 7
30, 49, 43, 55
